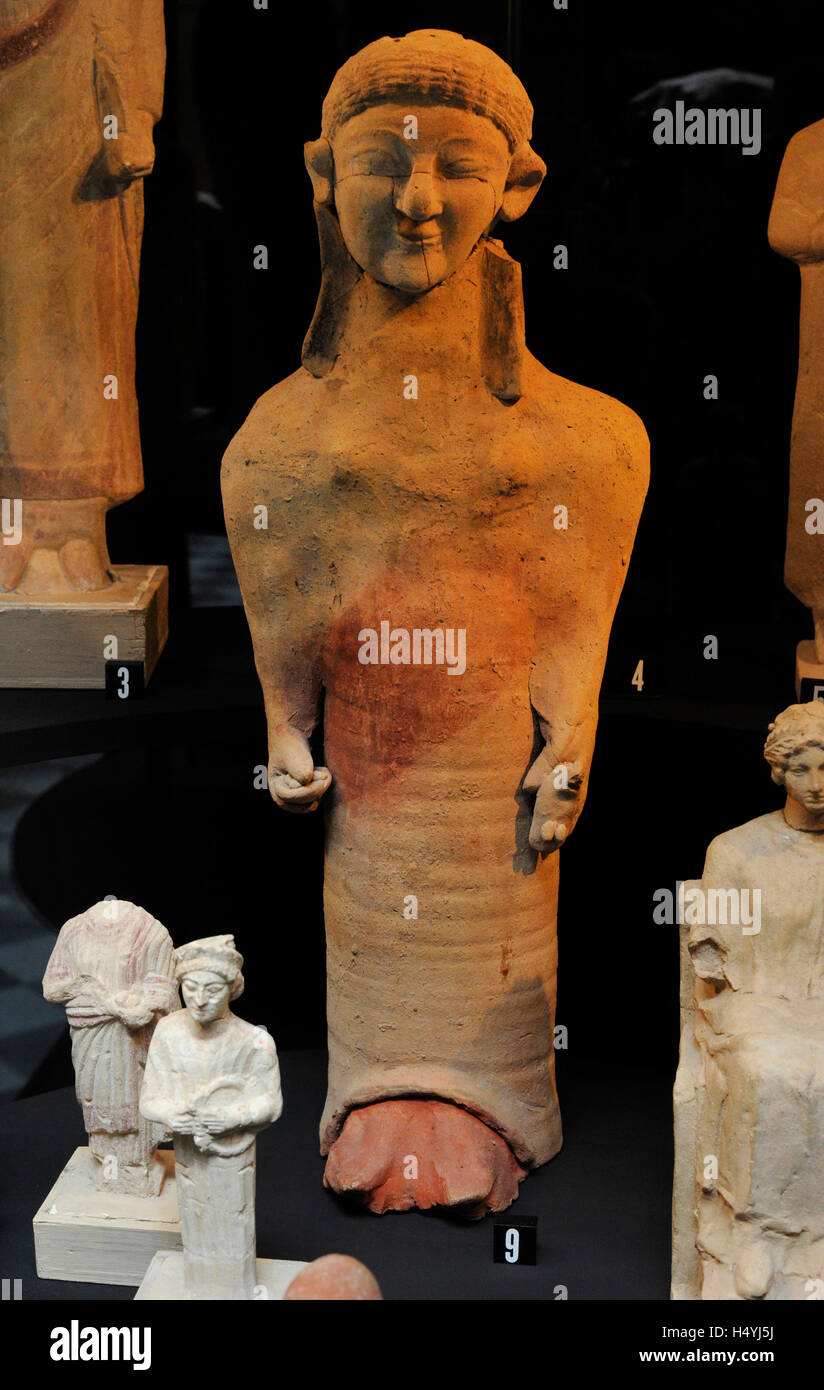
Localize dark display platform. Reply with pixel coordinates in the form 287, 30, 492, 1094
3, 1049, 671, 1301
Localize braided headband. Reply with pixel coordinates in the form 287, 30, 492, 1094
321, 29, 534, 152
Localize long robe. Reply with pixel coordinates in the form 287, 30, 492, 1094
42, 901, 177, 1173
0, 0, 164, 502
141, 1010, 282, 1300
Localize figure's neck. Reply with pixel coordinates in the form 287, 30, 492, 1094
302, 222, 526, 401
186, 1010, 233, 1037
782, 796, 824, 832
337, 245, 486, 376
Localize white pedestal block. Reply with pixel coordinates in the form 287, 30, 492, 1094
134, 1250, 308, 1301
34, 1147, 181, 1286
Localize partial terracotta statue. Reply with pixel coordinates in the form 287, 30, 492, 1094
42, 898, 178, 1197
768, 121, 824, 680
222, 29, 648, 1216
0, 0, 164, 594
673, 702, 824, 1299
140, 936, 282, 1300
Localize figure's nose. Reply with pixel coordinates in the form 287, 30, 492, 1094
395, 166, 443, 221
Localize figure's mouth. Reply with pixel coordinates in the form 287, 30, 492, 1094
396, 217, 441, 246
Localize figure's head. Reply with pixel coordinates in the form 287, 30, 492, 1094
175, 935, 244, 1025
764, 702, 824, 819
305, 30, 545, 294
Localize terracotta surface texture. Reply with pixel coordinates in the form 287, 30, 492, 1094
42, 898, 179, 1198
768, 121, 824, 659
222, 29, 648, 1215
673, 703, 824, 1299
140, 936, 283, 1300
284, 1253, 383, 1301
0, 0, 165, 594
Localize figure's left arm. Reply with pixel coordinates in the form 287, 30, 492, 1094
526, 400, 649, 852
241, 1034, 284, 1131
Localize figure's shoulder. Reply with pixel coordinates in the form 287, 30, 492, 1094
780, 118, 824, 172
523, 356, 649, 472
221, 368, 322, 489
233, 1018, 278, 1060
705, 811, 786, 865
152, 1010, 185, 1042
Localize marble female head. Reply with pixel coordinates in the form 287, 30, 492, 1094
764, 702, 824, 814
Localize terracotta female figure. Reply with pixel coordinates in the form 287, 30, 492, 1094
42, 898, 178, 1196
222, 29, 648, 1216
140, 936, 282, 1300
674, 702, 824, 1299
0, 0, 164, 594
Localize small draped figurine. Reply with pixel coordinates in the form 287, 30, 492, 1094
42, 898, 178, 1197
140, 935, 282, 1300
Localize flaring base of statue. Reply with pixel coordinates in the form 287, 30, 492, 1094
0, 563, 168, 689
33, 1148, 181, 1287
135, 1251, 308, 1302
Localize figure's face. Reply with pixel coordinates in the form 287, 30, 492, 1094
182, 970, 231, 1024
782, 743, 824, 818
331, 103, 512, 293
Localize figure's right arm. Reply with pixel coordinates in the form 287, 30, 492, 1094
139, 1026, 176, 1127
222, 411, 331, 813
689, 836, 742, 990
42, 934, 80, 1006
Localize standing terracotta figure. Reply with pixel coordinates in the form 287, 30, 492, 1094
0, 0, 164, 594
42, 898, 178, 1197
222, 30, 648, 1216
768, 121, 824, 672
140, 936, 282, 1300
673, 703, 824, 1300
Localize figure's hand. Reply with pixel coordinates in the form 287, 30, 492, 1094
102, 130, 156, 184
268, 722, 332, 813
194, 1110, 229, 1135
523, 748, 587, 854
110, 989, 154, 1029
170, 1111, 196, 1134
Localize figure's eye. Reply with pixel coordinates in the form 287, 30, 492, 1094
438, 157, 486, 179
347, 149, 410, 179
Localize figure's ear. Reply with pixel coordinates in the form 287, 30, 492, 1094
770, 766, 786, 786
304, 137, 335, 205
498, 142, 546, 222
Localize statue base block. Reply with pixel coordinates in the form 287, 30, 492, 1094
0, 563, 168, 689
795, 639, 824, 702
134, 1250, 309, 1301
33, 1146, 181, 1286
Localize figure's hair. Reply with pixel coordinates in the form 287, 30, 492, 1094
764, 702, 824, 780
175, 934, 245, 1000
321, 29, 534, 152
